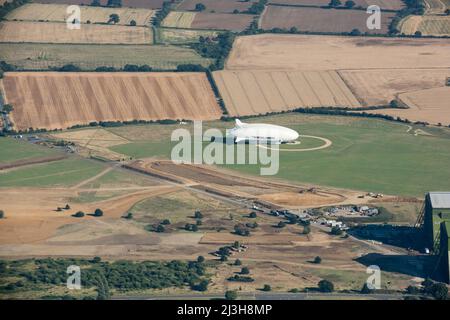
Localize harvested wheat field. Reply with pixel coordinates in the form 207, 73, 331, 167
162, 11, 197, 28
0, 21, 153, 44
2, 72, 222, 130
213, 70, 361, 116
362, 87, 450, 125
424, 0, 447, 14
399, 15, 450, 36
339, 68, 450, 106
268, 0, 405, 10
6, 3, 156, 26
226, 34, 450, 70
261, 6, 395, 34
34, 0, 166, 9
177, 0, 256, 13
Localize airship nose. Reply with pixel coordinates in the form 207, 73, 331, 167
290, 129, 299, 141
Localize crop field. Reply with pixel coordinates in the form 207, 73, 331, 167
260, 6, 395, 34
162, 11, 255, 31
424, 0, 447, 14
0, 21, 153, 45
362, 87, 450, 125
0, 43, 212, 70
5, 3, 155, 26
191, 12, 255, 31
0, 137, 57, 164
107, 114, 450, 197
339, 68, 450, 106
156, 28, 218, 44
0, 158, 105, 187
177, 0, 257, 13
162, 11, 197, 28
399, 15, 450, 36
268, 0, 405, 10
226, 34, 450, 70
213, 70, 361, 116
34, 0, 166, 9
2, 72, 222, 130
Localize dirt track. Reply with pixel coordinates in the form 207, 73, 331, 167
125, 159, 368, 209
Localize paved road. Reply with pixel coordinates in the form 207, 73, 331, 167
113, 292, 407, 300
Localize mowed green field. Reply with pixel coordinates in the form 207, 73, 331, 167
0, 43, 213, 70
0, 158, 105, 187
0, 137, 57, 163
109, 114, 450, 197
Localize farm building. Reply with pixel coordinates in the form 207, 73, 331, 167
438, 222, 450, 284
423, 192, 450, 250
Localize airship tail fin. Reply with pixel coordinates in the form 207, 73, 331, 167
235, 119, 244, 128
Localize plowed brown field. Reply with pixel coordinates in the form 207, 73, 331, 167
268, 0, 405, 10
2, 72, 222, 130
213, 70, 361, 116
177, 0, 257, 13
261, 6, 395, 34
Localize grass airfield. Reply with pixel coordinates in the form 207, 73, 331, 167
108, 114, 450, 197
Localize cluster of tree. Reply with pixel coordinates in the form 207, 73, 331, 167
146, 220, 170, 233
0, 210, 4, 219
122, 212, 133, 220
389, 0, 425, 34
227, 274, 254, 282
185, 223, 199, 232
93, 209, 103, 217
406, 279, 448, 300
123, 64, 152, 72
312, 256, 322, 264
108, 13, 120, 24
328, 0, 357, 9
262, 284, 272, 291
244, 0, 267, 15
72, 211, 85, 218
1, 104, 13, 114
234, 224, 251, 236
153, 1, 172, 26
56, 204, 71, 212
206, 69, 227, 112
318, 279, 334, 292
0, 258, 208, 298
106, 0, 122, 7
245, 222, 258, 229
194, 3, 206, 11
0, 60, 16, 79
54, 64, 154, 73
176, 64, 206, 72
192, 32, 235, 70
0, 0, 29, 21
225, 290, 237, 300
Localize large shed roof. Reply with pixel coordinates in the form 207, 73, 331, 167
429, 192, 450, 209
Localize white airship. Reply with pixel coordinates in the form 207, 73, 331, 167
227, 119, 299, 144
